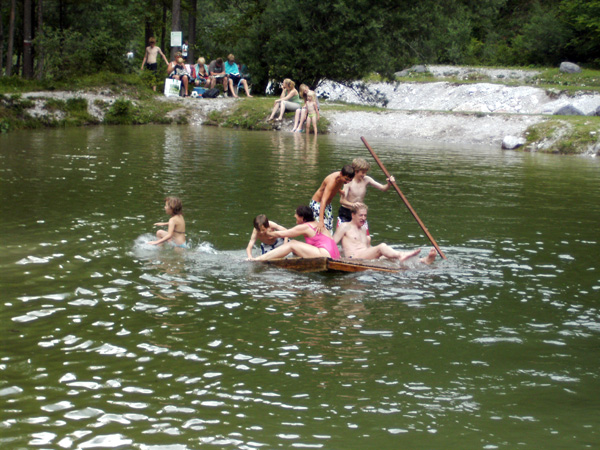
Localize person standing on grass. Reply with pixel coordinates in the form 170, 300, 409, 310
141, 37, 169, 92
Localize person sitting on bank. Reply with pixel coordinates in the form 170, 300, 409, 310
248, 206, 340, 261
337, 157, 395, 231
208, 57, 229, 95
246, 214, 288, 260
167, 53, 191, 96
291, 84, 309, 132
267, 78, 302, 122
225, 54, 253, 98
333, 203, 436, 264
193, 57, 213, 89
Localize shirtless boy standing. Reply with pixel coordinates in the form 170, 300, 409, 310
337, 158, 395, 231
246, 214, 288, 259
333, 203, 436, 264
141, 37, 169, 91
310, 165, 354, 234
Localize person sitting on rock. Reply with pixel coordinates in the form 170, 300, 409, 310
167, 53, 191, 96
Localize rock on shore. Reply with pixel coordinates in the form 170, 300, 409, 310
317, 65, 600, 149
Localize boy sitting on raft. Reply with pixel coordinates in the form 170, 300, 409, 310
246, 214, 288, 260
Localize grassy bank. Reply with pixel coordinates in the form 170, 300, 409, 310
206, 97, 331, 134
1, 68, 599, 155
0, 72, 181, 133
525, 117, 600, 154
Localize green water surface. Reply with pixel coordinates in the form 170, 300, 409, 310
1, 125, 599, 449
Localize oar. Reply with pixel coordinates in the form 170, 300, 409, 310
361, 136, 447, 260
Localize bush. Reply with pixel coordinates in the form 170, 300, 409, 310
104, 98, 136, 125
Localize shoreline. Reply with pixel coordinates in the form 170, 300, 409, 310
12, 67, 600, 155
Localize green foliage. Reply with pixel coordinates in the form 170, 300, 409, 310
104, 98, 137, 125
511, 3, 573, 66
560, 0, 600, 63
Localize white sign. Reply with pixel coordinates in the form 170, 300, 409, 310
170, 31, 182, 48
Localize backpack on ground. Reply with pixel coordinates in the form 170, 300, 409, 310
202, 88, 220, 98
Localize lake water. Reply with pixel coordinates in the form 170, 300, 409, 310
1, 125, 599, 449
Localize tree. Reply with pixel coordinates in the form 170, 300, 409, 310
561, 0, 600, 63
187, 0, 197, 64
170, 0, 181, 60
5, 0, 17, 76
23, 0, 33, 79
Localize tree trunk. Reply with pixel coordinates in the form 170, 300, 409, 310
36, 0, 43, 80
5, 0, 16, 76
160, 4, 166, 54
23, 0, 34, 79
0, 0, 5, 76
170, 0, 181, 60
188, 0, 196, 64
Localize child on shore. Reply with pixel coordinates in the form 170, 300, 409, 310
149, 197, 187, 248
246, 214, 288, 259
305, 91, 320, 135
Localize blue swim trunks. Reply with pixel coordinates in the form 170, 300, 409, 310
261, 237, 285, 254
309, 200, 333, 232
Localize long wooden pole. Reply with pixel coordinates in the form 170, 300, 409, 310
361, 137, 447, 260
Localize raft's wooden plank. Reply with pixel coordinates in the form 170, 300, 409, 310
261, 257, 403, 273
327, 258, 402, 273
263, 257, 329, 272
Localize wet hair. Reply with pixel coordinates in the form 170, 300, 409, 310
253, 214, 269, 231
165, 197, 182, 215
351, 203, 368, 214
148, 37, 156, 44
296, 205, 314, 222
352, 157, 370, 172
341, 165, 355, 179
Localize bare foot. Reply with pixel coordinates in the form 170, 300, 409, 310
420, 248, 437, 265
398, 248, 421, 262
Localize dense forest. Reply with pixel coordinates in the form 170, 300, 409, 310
0, 0, 598, 90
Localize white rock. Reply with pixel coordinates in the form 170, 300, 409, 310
502, 136, 526, 150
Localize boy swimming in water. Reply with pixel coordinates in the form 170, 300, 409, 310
246, 214, 288, 259
149, 197, 186, 247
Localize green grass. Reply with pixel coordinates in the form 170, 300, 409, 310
208, 97, 330, 133
525, 117, 600, 154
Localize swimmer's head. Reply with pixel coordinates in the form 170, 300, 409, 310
165, 197, 182, 215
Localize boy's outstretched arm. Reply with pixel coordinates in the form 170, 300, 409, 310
246, 229, 258, 259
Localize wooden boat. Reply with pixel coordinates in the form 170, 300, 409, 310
261, 257, 404, 273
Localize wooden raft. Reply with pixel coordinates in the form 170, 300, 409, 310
261, 257, 404, 273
